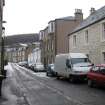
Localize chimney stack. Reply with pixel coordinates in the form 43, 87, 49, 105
90, 7, 95, 15
75, 9, 83, 22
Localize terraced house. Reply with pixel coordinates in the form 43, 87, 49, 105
5, 33, 39, 63
40, 9, 83, 66
69, 6, 105, 64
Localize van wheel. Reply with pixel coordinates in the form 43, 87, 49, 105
88, 79, 94, 87
69, 76, 75, 83
46, 72, 49, 76
56, 76, 60, 79
56, 72, 60, 79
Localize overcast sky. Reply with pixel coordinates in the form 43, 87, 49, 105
3, 0, 105, 36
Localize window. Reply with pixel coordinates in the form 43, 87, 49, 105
102, 23, 105, 40
92, 66, 100, 71
73, 35, 76, 47
85, 30, 88, 44
39, 31, 44, 40
22, 51, 24, 56
66, 59, 70, 65
102, 52, 105, 63
92, 66, 105, 74
100, 67, 105, 74
71, 58, 90, 64
51, 55, 54, 63
48, 22, 55, 33
86, 54, 89, 58
47, 41, 50, 51
51, 40, 54, 51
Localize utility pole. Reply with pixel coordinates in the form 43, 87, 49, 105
1, 27, 5, 76
0, 0, 5, 96
0, 27, 5, 97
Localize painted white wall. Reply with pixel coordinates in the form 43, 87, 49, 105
28, 48, 41, 65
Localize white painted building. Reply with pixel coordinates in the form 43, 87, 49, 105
28, 48, 41, 66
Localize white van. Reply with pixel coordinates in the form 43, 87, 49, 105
54, 53, 93, 82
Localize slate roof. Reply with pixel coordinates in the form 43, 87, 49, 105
69, 6, 105, 35
4, 33, 39, 46
56, 16, 75, 21
48, 16, 75, 23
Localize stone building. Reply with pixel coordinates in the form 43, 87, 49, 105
40, 9, 83, 66
69, 6, 105, 64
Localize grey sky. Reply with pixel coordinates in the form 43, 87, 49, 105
3, 0, 105, 36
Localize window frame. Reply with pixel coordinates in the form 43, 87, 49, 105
102, 22, 105, 40
85, 30, 89, 44
73, 35, 76, 47
102, 52, 105, 63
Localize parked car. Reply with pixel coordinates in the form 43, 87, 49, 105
54, 53, 93, 82
18, 61, 28, 67
87, 64, 105, 87
29, 63, 36, 70
34, 63, 45, 72
46, 64, 56, 77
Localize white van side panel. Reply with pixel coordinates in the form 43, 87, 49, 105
54, 54, 68, 76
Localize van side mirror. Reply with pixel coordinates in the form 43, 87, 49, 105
92, 63, 94, 66
67, 64, 71, 68
66, 59, 71, 68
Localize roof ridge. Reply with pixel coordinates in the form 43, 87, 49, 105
69, 5, 105, 35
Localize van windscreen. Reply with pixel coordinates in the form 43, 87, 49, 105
71, 58, 89, 64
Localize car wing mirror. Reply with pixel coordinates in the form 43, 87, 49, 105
92, 63, 94, 66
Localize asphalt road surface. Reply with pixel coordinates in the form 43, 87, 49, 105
2, 63, 105, 105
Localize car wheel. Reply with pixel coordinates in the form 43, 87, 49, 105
88, 79, 94, 87
56, 72, 60, 79
46, 72, 49, 76
56, 76, 60, 79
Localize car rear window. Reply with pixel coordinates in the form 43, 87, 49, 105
92, 66, 100, 71
100, 67, 105, 70
92, 66, 105, 71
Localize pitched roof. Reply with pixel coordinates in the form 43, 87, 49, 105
4, 33, 39, 46
56, 16, 75, 21
69, 6, 105, 35
48, 16, 75, 23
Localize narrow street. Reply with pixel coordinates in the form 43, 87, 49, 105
0, 1, 105, 105
1, 63, 105, 105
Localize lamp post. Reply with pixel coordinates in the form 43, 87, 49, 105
0, 27, 6, 96
0, 27, 4, 97
1, 27, 5, 75
0, 0, 6, 97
